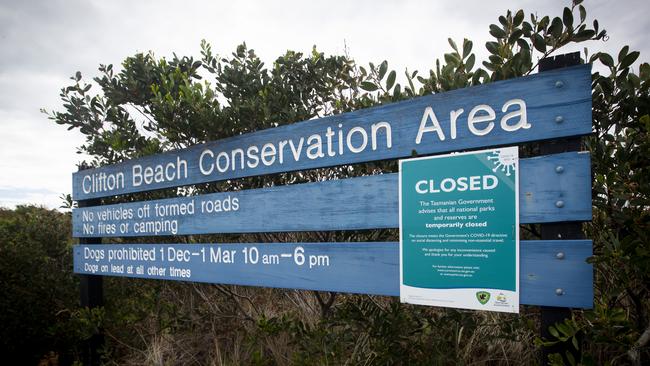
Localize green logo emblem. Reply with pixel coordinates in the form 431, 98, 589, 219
476, 291, 491, 305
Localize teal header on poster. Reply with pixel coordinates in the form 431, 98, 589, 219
399, 147, 519, 313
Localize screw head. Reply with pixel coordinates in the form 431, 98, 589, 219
555, 288, 565, 296
555, 80, 564, 88
556, 252, 565, 260
555, 115, 564, 123
555, 166, 564, 174
555, 200, 565, 208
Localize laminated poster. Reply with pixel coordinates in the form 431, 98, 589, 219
399, 147, 519, 313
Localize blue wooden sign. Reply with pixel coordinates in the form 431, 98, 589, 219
73, 152, 591, 238
72, 63, 595, 311
73, 240, 593, 308
72, 65, 592, 200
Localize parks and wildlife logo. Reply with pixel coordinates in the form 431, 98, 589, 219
494, 292, 511, 308
496, 293, 507, 303
476, 291, 490, 305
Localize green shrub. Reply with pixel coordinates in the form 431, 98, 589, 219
0, 206, 80, 364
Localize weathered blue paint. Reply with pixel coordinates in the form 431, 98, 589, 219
72, 65, 592, 200
73, 240, 593, 308
73, 152, 591, 237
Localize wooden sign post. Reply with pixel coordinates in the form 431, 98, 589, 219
538, 51, 585, 363
76, 166, 104, 366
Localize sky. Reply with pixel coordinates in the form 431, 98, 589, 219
0, 0, 648, 209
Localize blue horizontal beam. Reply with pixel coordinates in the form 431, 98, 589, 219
73, 65, 592, 200
73, 152, 591, 237
73, 240, 593, 308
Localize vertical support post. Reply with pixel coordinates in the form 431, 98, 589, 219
538, 52, 584, 364
77, 179, 104, 366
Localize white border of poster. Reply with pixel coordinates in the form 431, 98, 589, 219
399, 147, 520, 313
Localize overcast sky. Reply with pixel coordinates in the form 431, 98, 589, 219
0, 0, 648, 209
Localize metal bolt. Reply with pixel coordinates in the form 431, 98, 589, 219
555, 115, 564, 123
555, 165, 564, 174
555, 200, 565, 208
555, 288, 565, 296
555, 80, 564, 88
556, 252, 565, 260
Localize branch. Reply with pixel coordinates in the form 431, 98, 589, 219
313, 291, 337, 318
628, 324, 650, 366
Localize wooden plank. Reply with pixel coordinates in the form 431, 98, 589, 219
73, 152, 591, 237
519, 151, 591, 223
72, 240, 593, 308
72, 65, 592, 200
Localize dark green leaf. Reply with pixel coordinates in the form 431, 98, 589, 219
444, 53, 461, 66
538, 16, 550, 31
578, 5, 586, 23
489, 24, 506, 38
465, 54, 476, 71
489, 54, 502, 64
532, 34, 546, 53
462, 39, 472, 59
574, 30, 595, 42
386, 70, 396, 90
621, 51, 640, 69
471, 71, 481, 84
517, 38, 530, 50
378, 61, 388, 80
393, 83, 401, 97
360, 81, 378, 91
448, 38, 458, 51
618, 46, 629, 63
482, 61, 496, 71
513, 10, 524, 26
566, 351, 576, 366
508, 29, 523, 44
486, 41, 499, 55
599, 53, 615, 67
563, 7, 573, 28
549, 17, 563, 39
75, 71, 82, 81
556, 323, 571, 337
639, 63, 650, 80
519, 46, 531, 69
